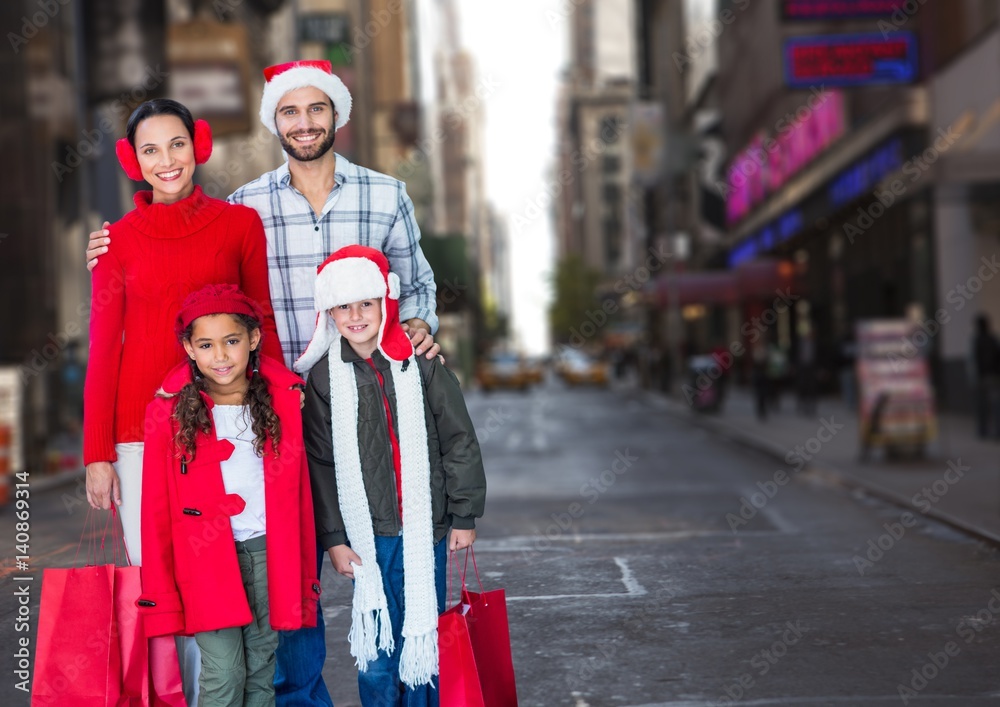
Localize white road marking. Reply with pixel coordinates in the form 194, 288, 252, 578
614, 556, 647, 596
504, 556, 648, 602
759, 503, 799, 534
475, 529, 785, 549
507, 591, 645, 602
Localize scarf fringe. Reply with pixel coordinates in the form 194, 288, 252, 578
398, 629, 439, 688
349, 605, 395, 671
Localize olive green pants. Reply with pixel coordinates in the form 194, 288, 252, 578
194, 536, 277, 707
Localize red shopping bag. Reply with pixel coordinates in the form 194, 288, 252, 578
115, 566, 150, 706
31, 563, 121, 706
462, 584, 517, 707
439, 602, 486, 707
439, 549, 518, 707
148, 636, 187, 707
111, 518, 187, 707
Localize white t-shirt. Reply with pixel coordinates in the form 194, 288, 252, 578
211, 405, 267, 542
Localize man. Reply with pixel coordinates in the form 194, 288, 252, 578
88, 60, 441, 706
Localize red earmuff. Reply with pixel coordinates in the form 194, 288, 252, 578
115, 118, 213, 181
193, 119, 213, 165
116, 138, 144, 181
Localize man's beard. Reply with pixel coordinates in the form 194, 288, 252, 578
279, 128, 336, 162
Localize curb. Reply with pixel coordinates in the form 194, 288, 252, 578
646, 390, 1000, 548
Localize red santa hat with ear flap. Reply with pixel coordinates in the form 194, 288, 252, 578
294, 245, 411, 373
294, 245, 438, 687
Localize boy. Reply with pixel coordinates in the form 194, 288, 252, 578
296, 245, 486, 704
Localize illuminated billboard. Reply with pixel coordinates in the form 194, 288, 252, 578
781, 0, 907, 20
784, 32, 918, 88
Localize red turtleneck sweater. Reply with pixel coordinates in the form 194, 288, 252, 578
83, 186, 283, 465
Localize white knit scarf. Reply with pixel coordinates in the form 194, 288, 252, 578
328, 351, 438, 687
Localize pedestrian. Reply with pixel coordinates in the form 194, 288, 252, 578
298, 246, 486, 705
83, 97, 285, 701
969, 313, 1000, 439
766, 342, 788, 413
796, 330, 818, 417
837, 332, 857, 411
751, 342, 769, 420
138, 284, 319, 706
86, 60, 443, 704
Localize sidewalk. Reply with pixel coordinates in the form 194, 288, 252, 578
641, 381, 1000, 545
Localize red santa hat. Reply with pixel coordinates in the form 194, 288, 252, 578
294, 245, 412, 373
259, 60, 352, 136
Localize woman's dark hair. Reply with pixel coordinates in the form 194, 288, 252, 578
125, 99, 195, 148
173, 313, 281, 462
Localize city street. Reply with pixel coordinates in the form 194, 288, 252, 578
4, 377, 1000, 706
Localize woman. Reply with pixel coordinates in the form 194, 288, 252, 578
83, 98, 283, 562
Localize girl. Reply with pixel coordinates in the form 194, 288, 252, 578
137, 284, 320, 706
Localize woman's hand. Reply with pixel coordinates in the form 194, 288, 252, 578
329, 544, 363, 579
449, 528, 476, 552
86, 462, 121, 510
86, 222, 111, 271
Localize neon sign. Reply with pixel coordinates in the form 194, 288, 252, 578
728, 209, 805, 268
829, 137, 904, 208
784, 32, 918, 88
781, 0, 907, 20
726, 90, 846, 225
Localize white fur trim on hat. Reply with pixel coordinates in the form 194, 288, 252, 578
314, 257, 388, 312
259, 66, 352, 136
387, 272, 400, 300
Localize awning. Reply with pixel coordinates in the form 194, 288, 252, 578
646, 259, 797, 308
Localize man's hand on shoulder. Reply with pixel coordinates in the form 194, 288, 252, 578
403, 318, 443, 361
86, 221, 111, 271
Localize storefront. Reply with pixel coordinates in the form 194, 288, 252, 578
721, 89, 934, 393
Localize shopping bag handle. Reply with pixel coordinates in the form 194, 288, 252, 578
73, 507, 131, 568
448, 546, 485, 607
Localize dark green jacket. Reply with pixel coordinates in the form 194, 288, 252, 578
303, 339, 486, 549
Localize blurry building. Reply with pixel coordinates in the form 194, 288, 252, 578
416, 0, 511, 380
653, 0, 1000, 410
925, 4, 1000, 407
553, 0, 637, 349
555, 0, 636, 273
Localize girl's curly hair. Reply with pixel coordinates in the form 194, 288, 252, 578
173, 313, 281, 462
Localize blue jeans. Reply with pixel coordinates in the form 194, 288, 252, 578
275, 545, 334, 706
357, 535, 447, 707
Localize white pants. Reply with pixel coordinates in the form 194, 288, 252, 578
114, 442, 201, 706
114, 443, 145, 565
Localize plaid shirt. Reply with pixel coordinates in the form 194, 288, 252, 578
228, 153, 438, 370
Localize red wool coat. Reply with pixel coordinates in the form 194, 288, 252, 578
138, 356, 320, 637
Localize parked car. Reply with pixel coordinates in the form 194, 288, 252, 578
557, 350, 609, 387
477, 352, 532, 391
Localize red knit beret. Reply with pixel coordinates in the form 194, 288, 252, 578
175, 283, 264, 338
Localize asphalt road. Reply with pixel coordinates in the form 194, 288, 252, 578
3, 376, 1000, 706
